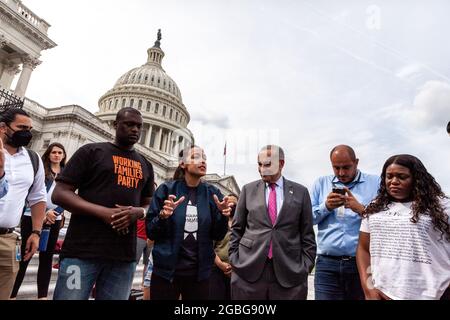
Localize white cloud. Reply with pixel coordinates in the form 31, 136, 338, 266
190, 109, 230, 129
409, 80, 450, 129
396, 63, 423, 80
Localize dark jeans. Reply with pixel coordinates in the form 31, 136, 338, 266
314, 255, 364, 300
209, 265, 231, 300
10, 216, 61, 299
151, 272, 209, 300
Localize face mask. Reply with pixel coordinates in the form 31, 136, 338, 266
6, 126, 32, 148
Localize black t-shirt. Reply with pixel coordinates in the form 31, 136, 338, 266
175, 187, 199, 276
56, 142, 154, 262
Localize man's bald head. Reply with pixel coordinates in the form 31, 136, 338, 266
257, 145, 285, 183
330, 145, 356, 161
330, 145, 359, 184
115, 107, 142, 122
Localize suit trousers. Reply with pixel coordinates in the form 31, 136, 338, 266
231, 259, 307, 300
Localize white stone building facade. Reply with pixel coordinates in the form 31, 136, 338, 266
0, 0, 55, 97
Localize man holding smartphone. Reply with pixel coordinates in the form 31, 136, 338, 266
310, 145, 380, 300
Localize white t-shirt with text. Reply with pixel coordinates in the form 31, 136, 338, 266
360, 201, 450, 300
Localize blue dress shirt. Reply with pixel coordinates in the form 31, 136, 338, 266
311, 170, 380, 256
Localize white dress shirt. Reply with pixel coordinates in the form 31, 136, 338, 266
0, 147, 46, 228
0, 174, 8, 198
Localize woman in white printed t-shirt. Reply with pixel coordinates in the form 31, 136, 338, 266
356, 154, 450, 300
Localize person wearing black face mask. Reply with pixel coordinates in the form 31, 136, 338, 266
0, 138, 9, 199
4, 123, 33, 148
0, 108, 46, 300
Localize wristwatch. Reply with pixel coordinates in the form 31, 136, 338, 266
138, 207, 147, 220
31, 230, 41, 237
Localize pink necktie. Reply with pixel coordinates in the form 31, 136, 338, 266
268, 183, 277, 259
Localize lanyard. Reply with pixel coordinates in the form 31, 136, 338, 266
332, 171, 362, 190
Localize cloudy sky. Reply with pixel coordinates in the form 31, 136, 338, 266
23, 0, 450, 192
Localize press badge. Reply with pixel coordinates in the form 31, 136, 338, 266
15, 243, 21, 261
337, 206, 345, 218
14, 233, 21, 261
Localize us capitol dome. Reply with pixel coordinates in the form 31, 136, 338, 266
96, 29, 194, 157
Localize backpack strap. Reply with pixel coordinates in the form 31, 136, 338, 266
26, 148, 39, 178
22, 148, 40, 214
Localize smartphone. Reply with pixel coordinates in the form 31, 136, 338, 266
332, 188, 346, 211
332, 187, 346, 195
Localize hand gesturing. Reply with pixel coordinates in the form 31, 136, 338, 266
213, 195, 234, 217
159, 195, 186, 219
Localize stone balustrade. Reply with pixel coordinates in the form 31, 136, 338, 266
1, 0, 51, 34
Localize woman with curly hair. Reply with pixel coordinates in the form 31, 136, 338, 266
356, 154, 449, 300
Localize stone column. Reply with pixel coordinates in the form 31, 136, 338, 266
0, 35, 7, 48
0, 62, 21, 90
161, 131, 166, 153
165, 131, 173, 153
155, 127, 163, 151
170, 133, 179, 155
145, 124, 153, 147
163, 131, 168, 153
14, 56, 41, 97
0, 37, 7, 78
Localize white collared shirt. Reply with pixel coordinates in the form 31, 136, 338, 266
23, 179, 62, 221
0, 174, 8, 198
0, 147, 46, 228
265, 176, 284, 215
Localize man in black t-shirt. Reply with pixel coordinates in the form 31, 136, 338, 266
52, 108, 154, 300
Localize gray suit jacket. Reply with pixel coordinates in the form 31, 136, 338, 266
229, 178, 316, 288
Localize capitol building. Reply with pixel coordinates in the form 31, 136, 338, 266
0, 0, 239, 195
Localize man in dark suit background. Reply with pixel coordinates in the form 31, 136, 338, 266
229, 145, 316, 300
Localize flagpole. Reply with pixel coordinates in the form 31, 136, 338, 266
223, 142, 227, 176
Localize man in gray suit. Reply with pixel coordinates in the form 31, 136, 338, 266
229, 145, 316, 300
